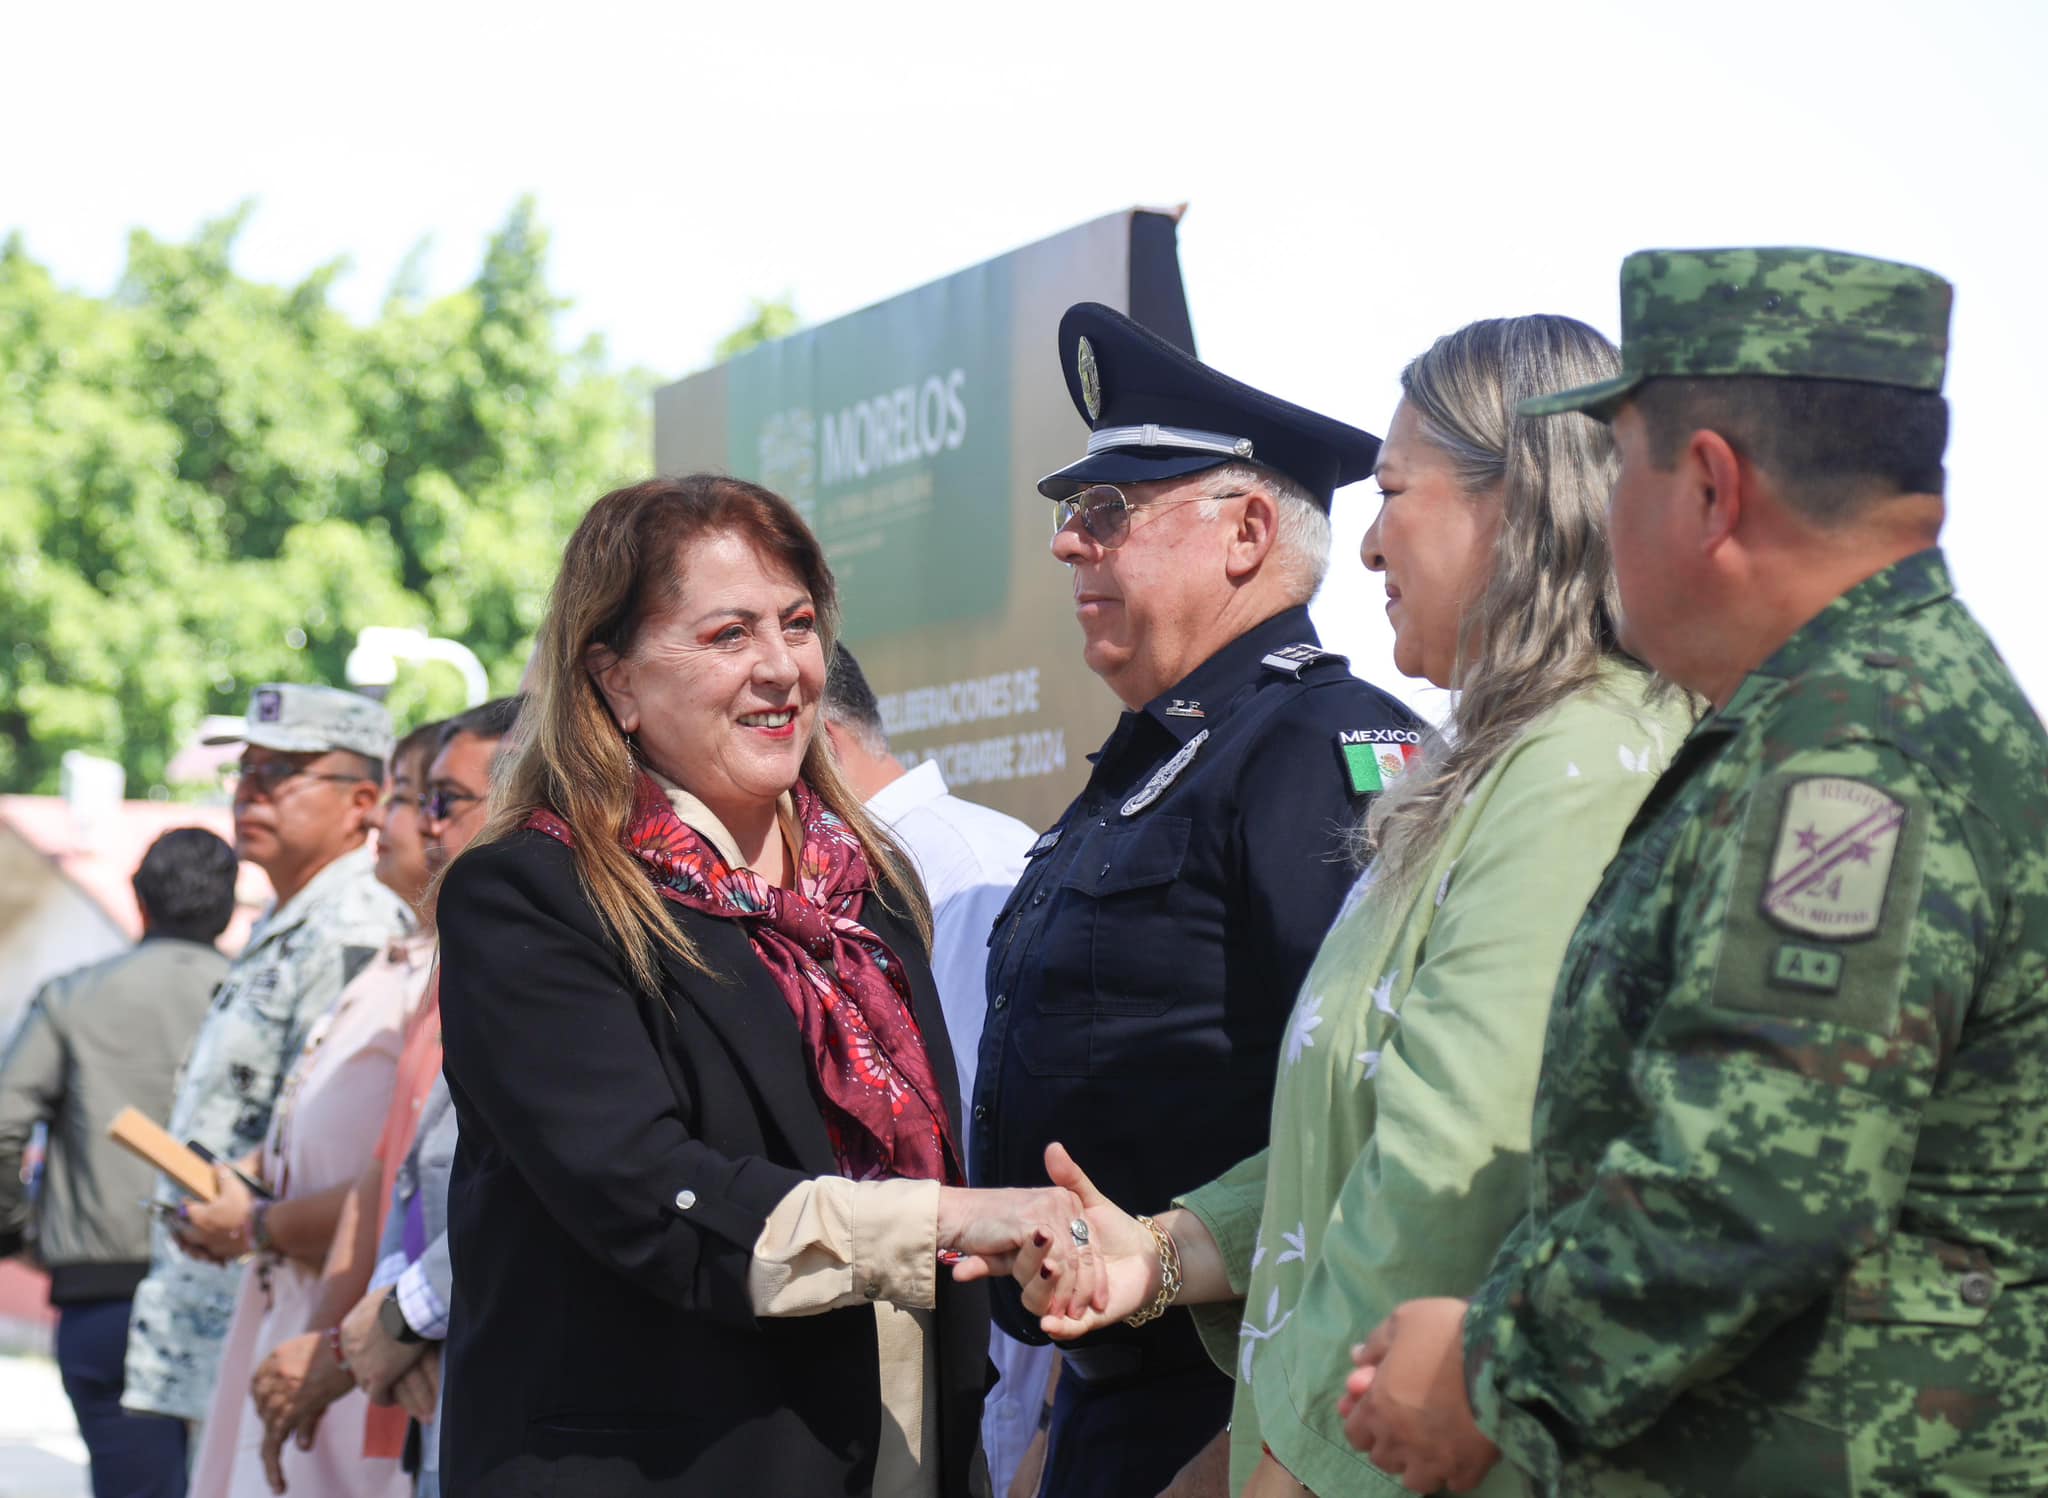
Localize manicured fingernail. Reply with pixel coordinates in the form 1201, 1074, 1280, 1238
1032, 1229, 1049, 1248
1039, 1265, 1054, 1279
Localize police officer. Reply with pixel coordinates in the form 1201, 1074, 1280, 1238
124, 684, 414, 1440
1344, 249, 2048, 1494
973, 303, 1421, 1496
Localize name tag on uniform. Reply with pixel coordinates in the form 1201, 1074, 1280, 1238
1028, 828, 1063, 857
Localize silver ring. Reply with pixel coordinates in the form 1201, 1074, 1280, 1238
1069, 1217, 1090, 1248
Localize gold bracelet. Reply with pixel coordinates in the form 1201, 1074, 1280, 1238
1124, 1214, 1183, 1327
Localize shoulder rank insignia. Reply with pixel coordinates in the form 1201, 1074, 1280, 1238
1028, 827, 1063, 857
1164, 698, 1205, 719
1261, 643, 1348, 679
1760, 776, 1907, 939
1122, 729, 1210, 817
1337, 728, 1422, 795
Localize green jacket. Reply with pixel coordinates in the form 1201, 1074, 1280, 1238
1179, 666, 1689, 1495
1466, 550, 2048, 1496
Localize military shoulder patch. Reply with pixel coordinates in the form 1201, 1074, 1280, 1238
1709, 771, 1929, 1033
1337, 729, 1420, 795
1759, 776, 1907, 940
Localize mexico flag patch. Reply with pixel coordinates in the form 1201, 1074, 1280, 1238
1337, 728, 1422, 795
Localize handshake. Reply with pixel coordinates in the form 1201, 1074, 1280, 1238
936, 1142, 1171, 1338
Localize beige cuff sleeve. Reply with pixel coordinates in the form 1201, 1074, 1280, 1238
747, 1176, 942, 1317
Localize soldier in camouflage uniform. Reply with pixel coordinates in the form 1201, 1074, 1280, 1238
1341, 249, 2048, 1496
124, 684, 414, 1432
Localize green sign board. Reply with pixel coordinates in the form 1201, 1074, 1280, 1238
724, 264, 1013, 639
655, 208, 1196, 828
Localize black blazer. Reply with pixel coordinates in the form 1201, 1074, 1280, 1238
437, 827, 990, 1496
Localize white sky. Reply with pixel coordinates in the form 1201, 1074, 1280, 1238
6, 0, 2044, 718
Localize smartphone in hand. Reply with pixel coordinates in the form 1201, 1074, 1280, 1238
184, 1140, 274, 1200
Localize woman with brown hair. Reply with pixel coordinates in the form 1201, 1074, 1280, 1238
433, 476, 1092, 1497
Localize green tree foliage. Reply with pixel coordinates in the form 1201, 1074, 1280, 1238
0, 199, 651, 793
713, 296, 800, 363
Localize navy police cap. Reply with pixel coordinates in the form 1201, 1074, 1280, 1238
1036, 302, 1381, 512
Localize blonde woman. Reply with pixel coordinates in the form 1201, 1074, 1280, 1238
1024, 317, 1696, 1496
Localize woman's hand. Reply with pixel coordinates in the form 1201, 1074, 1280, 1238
1025, 1142, 1167, 1339
253, 1330, 353, 1494
173, 1162, 255, 1263
940, 1180, 1109, 1321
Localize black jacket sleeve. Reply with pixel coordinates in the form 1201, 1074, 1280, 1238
437, 833, 809, 1330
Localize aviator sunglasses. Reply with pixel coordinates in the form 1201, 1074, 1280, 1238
1052, 483, 1247, 549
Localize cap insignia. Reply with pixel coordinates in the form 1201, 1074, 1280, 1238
254, 689, 282, 723
1077, 336, 1102, 421
1233, 438, 1254, 458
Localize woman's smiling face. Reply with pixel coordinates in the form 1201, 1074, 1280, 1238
594, 528, 826, 821
1360, 400, 1501, 688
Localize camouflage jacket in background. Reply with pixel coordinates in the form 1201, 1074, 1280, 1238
121, 843, 412, 1421
1465, 549, 2048, 1496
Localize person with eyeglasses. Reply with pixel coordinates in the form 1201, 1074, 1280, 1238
245, 697, 525, 1498
123, 684, 414, 1462
969, 303, 1422, 1498
180, 717, 448, 1498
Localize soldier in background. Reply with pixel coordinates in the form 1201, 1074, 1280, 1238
1344, 249, 2048, 1494
124, 684, 413, 1451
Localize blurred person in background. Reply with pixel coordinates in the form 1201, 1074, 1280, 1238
821, 645, 1049, 1498
176, 718, 446, 1497
124, 684, 411, 1447
0, 826, 239, 1498
247, 700, 523, 1498
435, 476, 1097, 1496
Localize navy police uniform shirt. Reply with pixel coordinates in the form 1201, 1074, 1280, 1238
971, 604, 1421, 1352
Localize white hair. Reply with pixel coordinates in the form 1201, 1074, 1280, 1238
1195, 462, 1331, 603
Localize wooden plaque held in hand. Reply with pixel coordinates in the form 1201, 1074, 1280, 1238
106, 1106, 219, 1202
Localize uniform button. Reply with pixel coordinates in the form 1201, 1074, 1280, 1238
673, 1189, 696, 1211
992, 993, 1008, 1010
972, 1104, 988, 1121
1099, 863, 1111, 878
1032, 890, 1046, 905
1959, 1271, 1996, 1308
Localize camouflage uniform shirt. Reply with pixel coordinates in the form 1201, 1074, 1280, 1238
1464, 549, 2048, 1495
123, 843, 411, 1420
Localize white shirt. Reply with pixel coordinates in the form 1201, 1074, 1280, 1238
865, 760, 1053, 1497
866, 760, 1033, 1102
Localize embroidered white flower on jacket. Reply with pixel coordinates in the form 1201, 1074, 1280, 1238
1284, 994, 1325, 1066
1618, 744, 1653, 773
1239, 1286, 1294, 1384
1277, 1223, 1307, 1265
1356, 1048, 1382, 1079
1371, 972, 1400, 1017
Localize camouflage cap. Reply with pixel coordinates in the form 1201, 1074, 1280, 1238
202, 683, 395, 761
1520, 247, 1953, 421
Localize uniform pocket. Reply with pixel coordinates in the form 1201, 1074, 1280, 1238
1057, 816, 1191, 1018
